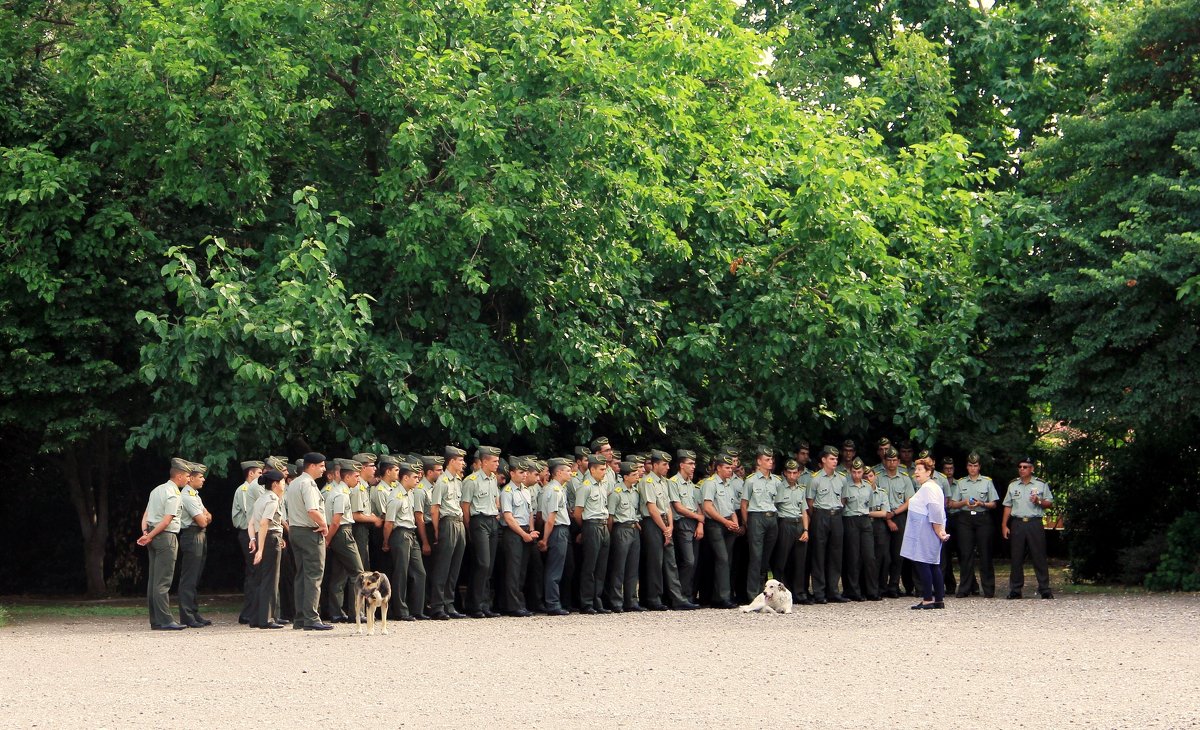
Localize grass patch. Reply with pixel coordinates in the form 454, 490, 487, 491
0, 604, 146, 621
0, 604, 9, 628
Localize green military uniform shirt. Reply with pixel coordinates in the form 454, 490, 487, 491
638, 473, 671, 519
566, 472, 584, 510
576, 479, 609, 521
146, 481, 183, 533
842, 481, 872, 517
668, 473, 702, 520
370, 483, 393, 518
431, 473, 463, 519
608, 483, 640, 523
728, 475, 745, 508
249, 492, 284, 533
461, 470, 499, 516
701, 476, 736, 518
385, 487, 417, 529
1004, 478, 1053, 519
283, 473, 322, 529
179, 486, 206, 528
954, 476, 998, 516
807, 471, 846, 510
500, 483, 533, 525
350, 482, 370, 520
540, 480, 571, 527
231, 481, 255, 530
878, 472, 915, 512
324, 484, 353, 530
414, 478, 433, 524
742, 471, 782, 512
869, 486, 891, 514
774, 479, 808, 518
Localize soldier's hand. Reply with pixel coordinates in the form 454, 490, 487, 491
574, 534, 582, 545
280, 540, 286, 550
799, 532, 809, 543
136, 535, 150, 547
422, 545, 432, 556
695, 525, 704, 539
529, 530, 540, 541
382, 544, 390, 553
1002, 525, 1010, 539
537, 540, 548, 552
253, 552, 263, 565
887, 520, 898, 533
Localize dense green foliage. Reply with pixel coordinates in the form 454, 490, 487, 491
1145, 512, 1200, 591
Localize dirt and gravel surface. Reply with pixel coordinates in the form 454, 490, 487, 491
2, 593, 1198, 729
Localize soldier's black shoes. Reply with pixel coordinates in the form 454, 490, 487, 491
468, 611, 487, 619
546, 608, 569, 616
195, 617, 213, 626
595, 607, 613, 614
1007, 592, 1022, 599
506, 609, 534, 617
238, 618, 251, 625
152, 623, 188, 630
933, 601, 945, 609
910, 602, 937, 610
955, 592, 971, 599
866, 595, 883, 601
813, 598, 828, 605
428, 611, 449, 620
304, 622, 334, 630
710, 601, 738, 609
829, 595, 851, 603
645, 603, 670, 611
581, 607, 598, 615
626, 604, 648, 612
483, 610, 502, 618
447, 611, 468, 619
399, 615, 417, 622
1040, 591, 1054, 599
673, 602, 699, 611
882, 590, 899, 599
255, 622, 285, 629
183, 620, 205, 628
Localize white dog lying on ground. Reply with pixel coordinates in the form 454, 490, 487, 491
741, 579, 793, 614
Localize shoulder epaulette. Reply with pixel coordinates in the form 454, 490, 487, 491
239, 485, 248, 492
467, 474, 477, 480
503, 485, 512, 493
615, 486, 624, 493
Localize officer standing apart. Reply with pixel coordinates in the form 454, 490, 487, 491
177, 462, 213, 627
284, 453, 332, 630
574, 454, 611, 614
807, 445, 848, 604
462, 445, 503, 618
740, 446, 780, 599
951, 452, 998, 598
137, 458, 189, 630
1002, 456, 1054, 600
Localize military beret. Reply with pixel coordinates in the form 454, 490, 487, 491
302, 452, 326, 465
547, 457, 572, 470
589, 436, 610, 451
265, 456, 288, 472
842, 439, 856, 450
240, 460, 266, 472
1017, 455, 1035, 466
421, 455, 445, 469
444, 445, 467, 459
876, 437, 891, 448
341, 460, 363, 474
885, 447, 899, 459
286, 463, 300, 478
170, 457, 191, 473
378, 454, 400, 468
784, 459, 800, 471
650, 449, 672, 463
795, 440, 810, 451
916, 449, 932, 461
820, 445, 839, 458
850, 457, 865, 470
477, 445, 502, 458
942, 455, 955, 466
967, 452, 981, 465
261, 469, 285, 484
619, 461, 640, 476
755, 445, 774, 458
715, 454, 736, 466
189, 462, 207, 475
586, 453, 608, 466
352, 452, 378, 465
676, 449, 697, 462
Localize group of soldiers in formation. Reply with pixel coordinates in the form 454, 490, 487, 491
137, 436, 1056, 630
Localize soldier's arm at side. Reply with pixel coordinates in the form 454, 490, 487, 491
415, 510, 430, 552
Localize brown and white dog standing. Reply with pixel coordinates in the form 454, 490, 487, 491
741, 578, 793, 614
354, 571, 391, 635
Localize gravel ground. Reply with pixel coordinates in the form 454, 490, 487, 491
2, 593, 1198, 729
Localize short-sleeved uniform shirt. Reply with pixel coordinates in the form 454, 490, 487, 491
842, 481, 872, 517
414, 478, 433, 524
370, 483, 393, 519
431, 473, 463, 519
668, 473, 702, 520
878, 472, 915, 513
701, 476, 736, 518
954, 476, 999, 516
324, 484, 354, 531
146, 481, 182, 534
231, 481, 256, 530
639, 473, 671, 520
540, 480, 571, 528
179, 486, 206, 528
1003, 478, 1053, 519
500, 483, 533, 526
249, 492, 284, 534
385, 486, 417, 529
807, 471, 846, 510
575, 479, 609, 521
608, 483, 640, 523
284, 474, 322, 529
869, 486, 892, 515
775, 480, 808, 518
742, 472, 782, 512
462, 470, 499, 516
350, 482, 370, 518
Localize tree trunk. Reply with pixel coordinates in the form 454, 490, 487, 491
63, 433, 112, 597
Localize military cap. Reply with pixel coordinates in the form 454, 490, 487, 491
397, 461, 419, 476
721, 447, 740, 458
189, 462, 207, 475
714, 453, 736, 466
170, 457, 191, 473
876, 437, 891, 448
850, 457, 865, 470
589, 436, 610, 451
240, 460, 266, 472
535, 459, 548, 472
352, 452, 378, 465
547, 457, 572, 470
842, 439, 856, 450
885, 447, 899, 459
967, 452, 981, 465
265, 455, 288, 472
627, 453, 646, 465
586, 453, 608, 466
293, 458, 304, 470
261, 469, 285, 484
1017, 455, 1035, 466
495, 459, 509, 474
285, 463, 299, 478
755, 445, 774, 458
676, 449, 697, 462
444, 445, 467, 459
784, 459, 801, 471
421, 455, 445, 469
302, 452, 326, 465
619, 461, 640, 476
650, 449, 672, 463
521, 457, 541, 472
916, 449, 932, 461
341, 460, 363, 474
820, 445, 839, 458
378, 454, 401, 468
326, 459, 343, 472
476, 445, 502, 458
795, 440, 810, 451
610, 450, 623, 460
942, 455, 955, 466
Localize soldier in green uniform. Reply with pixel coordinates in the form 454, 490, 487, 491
606, 461, 643, 612
807, 445, 848, 603
350, 452, 379, 571
871, 438, 891, 475
936, 454, 958, 595
950, 452, 998, 597
841, 457, 878, 601
793, 441, 812, 473
500, 457, 540, 617
247, 469, 287, 629
701, 454, 740, 608
321, 459, 364, 622
523, 460, 547, 612
136, 457, 189, 630
839, 439, 858, 474
866, 467, 891, 600
177, 462, 213, 627
283, 452, 331, 630
668, 449, 704, 604
640, 450, 697, 610
574, 454, 612, 613
412, 455, 441, 618
232, 459, 265, 625
741, 446, 781, 599
771, 458, 810, 603
383, 460, 426, 620
369, 455, 398, 570
538, 458, 574, 616
429, 446, 468, 620
726, 449, 749, 604
878, 447, 916, 598
1002, 456, 1054, 599
462, 445, 502, 618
